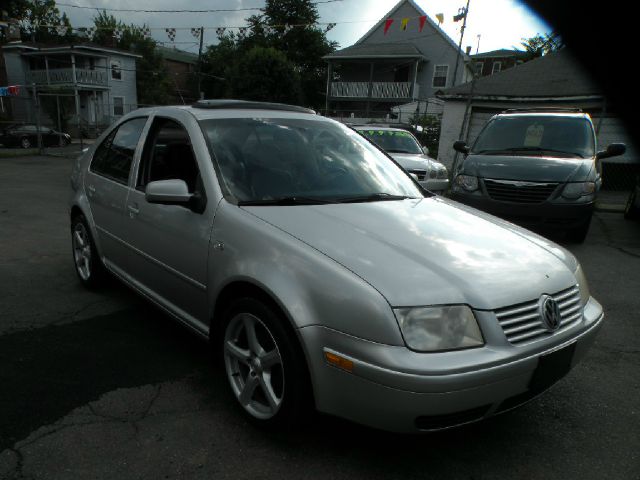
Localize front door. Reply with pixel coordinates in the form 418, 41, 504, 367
123, 116, 212, 331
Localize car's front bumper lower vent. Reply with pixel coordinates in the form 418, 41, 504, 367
495, 285, 582, 345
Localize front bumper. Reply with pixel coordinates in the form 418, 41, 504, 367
449, 191, 593, 229
298, 297, 603, 433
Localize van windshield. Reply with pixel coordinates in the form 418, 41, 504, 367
472, 115, 595, 158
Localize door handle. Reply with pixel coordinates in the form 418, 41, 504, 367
127, 203, 139, 217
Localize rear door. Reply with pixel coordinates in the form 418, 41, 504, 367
85, 116, 148, 272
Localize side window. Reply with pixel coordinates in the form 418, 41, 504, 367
138, 118, 202, 195
90, 117, 147, 184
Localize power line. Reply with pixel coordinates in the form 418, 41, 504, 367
56, 0, 344, 14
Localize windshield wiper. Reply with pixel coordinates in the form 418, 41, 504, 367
238, 196, 337, 206
335, 192, 416, 203
475, 147, 584, 158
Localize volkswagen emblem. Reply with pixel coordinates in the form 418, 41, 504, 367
539, 295, 561, 331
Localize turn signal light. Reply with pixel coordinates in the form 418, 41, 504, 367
324, 351, 354, 372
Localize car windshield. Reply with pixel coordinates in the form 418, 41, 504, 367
199, 117, 423, 204
471, 115, 595, 158
358, 129, 423, 154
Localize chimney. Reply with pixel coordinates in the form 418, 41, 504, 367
465, 46, 472, 55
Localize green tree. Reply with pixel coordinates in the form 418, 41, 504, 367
520, 32, 563, 60
91, 11, 173, 106
226, 46, 302, 104
8, 0, 75, 44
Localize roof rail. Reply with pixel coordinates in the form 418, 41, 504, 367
192, 99, 315, 114
501, 107, 583, 114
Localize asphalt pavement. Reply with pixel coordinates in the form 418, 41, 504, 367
1, 155, 639, 480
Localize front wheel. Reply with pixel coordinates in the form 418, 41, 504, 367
220, 298, 312, 429
20, 137, 31, 149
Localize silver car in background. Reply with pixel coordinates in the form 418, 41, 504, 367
353, 125, 449, 193
69, 100, 603, 433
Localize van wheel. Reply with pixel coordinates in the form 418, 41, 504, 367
220, 297, 312, 430
567, 216, 591, 243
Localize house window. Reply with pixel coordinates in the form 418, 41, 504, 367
492, 61, 502, 74
474, 62, 483, 76
111, 60, 122, 80
113, 97, 125, 116
432, 65, 449, 88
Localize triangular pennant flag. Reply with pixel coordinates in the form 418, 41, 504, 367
435, 13, 444, 25
165, 27, 176, 41
324, 22, 336, 33
142, 27, 151, 39
215, 27, 226, 37
190, 27, 201, 39
383, 18, 394, 35
56, 25, 68, 36
238, 27, 248, 36
113, 28, 123, 40
401, 18, 409, 31
87, 26, 95, 39
419, 15, 428, 31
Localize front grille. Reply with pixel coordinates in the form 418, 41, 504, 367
408, 169, 426, 181
484, 179, 558, 204
495, 285, 582, 345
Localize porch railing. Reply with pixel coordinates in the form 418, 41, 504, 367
330, 81, 415, 99
26, 68, 107, 86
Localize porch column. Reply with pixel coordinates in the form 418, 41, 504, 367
366, 62, 374, 117
45, 56, 50, 85
71, 54, 82, 147
325, 61, 333, 114
411, 59, 419, 100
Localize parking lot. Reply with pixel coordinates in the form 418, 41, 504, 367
1, 154, 639, 480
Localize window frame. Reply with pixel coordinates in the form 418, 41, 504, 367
432, 64, 449, 88
110, 59, 123, 81
89, 116, 148, 186
492, 61, 502, 74
112, 96, 125, 117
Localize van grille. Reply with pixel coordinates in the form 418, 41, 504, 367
495, 285, 582, 345
484, 179, 558, 204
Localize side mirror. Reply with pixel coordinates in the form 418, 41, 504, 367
596, 143, 626, 160
422, 146, 430, 156
453, 140, 470, 154
145, 179, 192, 204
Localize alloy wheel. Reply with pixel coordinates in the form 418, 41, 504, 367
21, 137, 31, 149
72, 222, 92, 281
223, 312, 285, 420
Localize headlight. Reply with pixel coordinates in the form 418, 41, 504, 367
455, 174, 479, 191
394, 305, 484, 352
574, 264, 590, 306
562, 182, 595, 199
437, 168, 448, 179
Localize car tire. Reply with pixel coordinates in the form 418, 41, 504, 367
20, 137, 31, 149
624, 189, 639, 220
71, 214, 107, 288
220, 297, 313, 430
567, 216, 592, 243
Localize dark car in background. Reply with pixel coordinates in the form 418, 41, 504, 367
0, 124, 71, 149
450, 109, 626, 242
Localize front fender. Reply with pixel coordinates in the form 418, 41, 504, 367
207, 201, 404, 346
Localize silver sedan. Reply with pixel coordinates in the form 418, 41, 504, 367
69, 101, 602, 432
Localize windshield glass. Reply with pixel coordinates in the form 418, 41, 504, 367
358, 129, 423, 154
200, 117, 422, 204
472, 115, 595, 158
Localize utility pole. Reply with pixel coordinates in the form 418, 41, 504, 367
197, 26, 204, 100
32, 83, 43, 154
452, 0, 471, 86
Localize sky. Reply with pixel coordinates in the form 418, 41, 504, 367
54, 0, 553, 55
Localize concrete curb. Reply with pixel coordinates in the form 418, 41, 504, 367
595, 203, 625, 213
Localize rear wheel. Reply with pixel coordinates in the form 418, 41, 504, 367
220, 297, 312, 429
20, 137, 31, 149
71, 214, 107, 288
624, 188, 639, 220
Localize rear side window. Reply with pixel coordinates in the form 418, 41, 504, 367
91, 117, 147, 184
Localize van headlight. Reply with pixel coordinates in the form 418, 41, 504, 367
394, 305, 484, 352
574, 264, 590, 306
562, 182, 595, 199
454, 174, 479, 192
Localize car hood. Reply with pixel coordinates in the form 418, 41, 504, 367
462, 154, 592, 182
242, 197, 577, 309
390, 153, 444, 171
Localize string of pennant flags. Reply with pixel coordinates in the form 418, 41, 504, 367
1, 9, 465, 43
